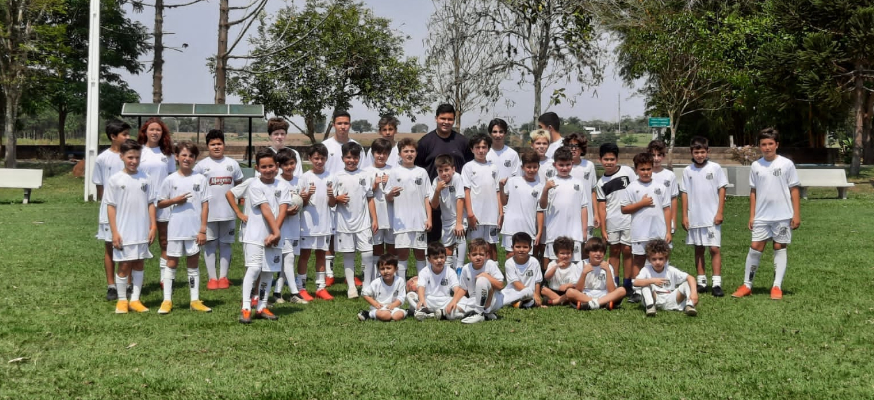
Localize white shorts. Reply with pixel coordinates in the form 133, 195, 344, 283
502, 234, 535, 254
96, 223, 112, 241
373, 229, 395, 245
441, 221, 466, 247
300, 235, 330, 251
244, 243, 281, 272
545, 240, 583, 261
685, 225, 722, 247
752, 220, 792, 244
369, 306, 406, 317
394, 231, 427, 250
467, 224, 499, 244
113, 243, 153, 262
406, 292, 453, 311
206, 220, 236, 243
655, 291, 686, 311
282, 238, 301, 255
156, 207, 171, 223
335, 230, 373, 253
606, 229, 631, 246
167, 239, 200, 257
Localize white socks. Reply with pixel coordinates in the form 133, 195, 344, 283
415, 260, 426, 274
187, 267, 199, 301
360, 251, 373, 286
163, 267, 177, 301
257, 271, 273, 311
159, 258, 167, 281
325, 255, 334, 278
316, 271, 327, 289
773, 248, 787, 289
115, 274, 128, 301
712, 275, 722, 288
203, 240, 218, 280
296, 274, 307, 291
588, 299, 600, 310
743, 248, 762, 288
697, 275, 707, 287
455, 240, 467, 270
130, 270, 144, 301
343, 253, 356, 288
219, 242, 231, 278
241, 267, 261, 311
446, 255, 455, 272
279, 253, 299, 295
398, 259, 408, 281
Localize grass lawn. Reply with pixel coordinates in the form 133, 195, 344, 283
1, 164, 873, 399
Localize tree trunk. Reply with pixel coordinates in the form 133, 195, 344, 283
304, 114, 316, 144
152, 0, 164, 103
850, 62, 864, 176
4, 95, 18, 168
532, 72, 542, 127
862, 90, 874, 165
322, 120, 332, 141
667, 112, 679, 169
214, 0, 228, 130
58, 108, 67, 157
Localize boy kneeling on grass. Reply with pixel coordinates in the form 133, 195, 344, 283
633, 239, 698, 317
358, 254, 407, 322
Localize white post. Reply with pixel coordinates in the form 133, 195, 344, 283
83, 0, 101, 201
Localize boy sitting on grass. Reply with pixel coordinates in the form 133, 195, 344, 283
447, 239, 505, 324
358, 254, 407, 322
500, 232, 543, 309
633, 239, 699, 317
541, 237, 582, 306
407, 241, 460, 321
567, 237, 626, 311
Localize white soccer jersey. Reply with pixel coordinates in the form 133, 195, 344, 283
750, 155, 800, 222
504, 258, 542, 290
193, 156, 244, 222
362, 276, 406, 308
139, 146, 176, 188
104, 170, 156, 245
462, 160, 500, 225
330, 169, 374, 233
322, 137, 363, 176
487, 145, 520, 181
538, 158, 556, 183
94, 149, 125, 224
622, 180, 672, 243
299, 169, 334, 237
386, 165, 431, 233
543, 176, 588, 243
545, 141, 562, 159
159, 172, 210, 240
417, 265, 459, 301
230, 177, 255, 239
278, 176, 301, 241
580, 260, 617, 298
433, 172, 465, 225
501, 176, 543, 238
547, 261, 582, 291
365, 146, 400, 169
572, 159, 598, 228
459, 260, 504, 294
681, 161, 729, 228
242, 178, 288, 247
635, 264, 689, 295
652, 168, 679, 200
367, 165, 393, 230
596, 165, 637, 233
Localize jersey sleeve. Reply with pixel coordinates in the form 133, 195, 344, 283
421, 170, 432, 199
193, 161, 204, 175
104, 177, 119, 206
785, 161, 800, 187
231, 177, 253, 200
596, 181, 606, 201
447, 270, 460, 289
634, 267, 651, 281
668, 266, 689, 286
394, 280, 407, 304
279, 182, 292, 205
458, 267, 472, 293
158, 177, 172, 201
487, 260, 504, 283
248, 182, 268, 207
620, 184, 633, 206
679, 169, 690, 193
362, 280, 376, 298
198, 176, 211, 203
715, 166, 729, 189
661, 187, 671, 209
92, 157, 105, 185
533, 262, 543, 283
147, 177, 158, 204
669, 173, 679, 198
453, 176, 465, 199
749, 163, 759, 189
461, 164, 474, 189
365, 174, 374, 198
504, 261, 519, 283
232, 161, 244, 182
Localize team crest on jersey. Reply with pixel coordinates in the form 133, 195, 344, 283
705, 173, 714, 180
574, 184, 580, 191
664, 179, 671, 187
193, 184, 201, 191
448, 186, 456, 193
393, 289, 399, 297
273, 255, 281, 263
161, 156, 167, 163
274, 190, 281, 198
526, 270, 534, 277
140, 183, 148, 192
359, 178, 366, 187
531, 190, 538, 198
546, 169, 556, 178
440, 278, 449, 286
584, 172, 590, 180
226, 165, 233, 172
655, 188, 662, 195
491, 170, 497, 179
504, 160, 511, 167
773, 169, 782, 177
415, 177, 423, 185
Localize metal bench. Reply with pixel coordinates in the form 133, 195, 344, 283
797, 169, 854, 199
0, 168, 44, 204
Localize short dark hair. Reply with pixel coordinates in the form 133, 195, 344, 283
105, 119, 131, 140
255, 148, 275, 167
690, 136, 709, 151
332, 109, 351, 121
397, 137, 417, 151
552, 236, 574, 253
174, 140, 199, 158
435, 103, 456, 117
512, 232, 533, 247
427, 241, 446, 257
519, 148, 540, 165
468, 238, 490, 254
645, 239, 671, 258
120, 139, 141, 154
469, 133, 492, 149
553, 147, 573, 162
758, 127, 779, 143
633, 152, 654, 168
599, 143, 620, 158
584, 237, 606, 255
378, 253, 399, 268
274, 148, 297, 166
378, 116, 399, 131
341, 142, 363, 158
487, 118, 508, 135
308, 143, 328, 158
538, 112, 561, 132
206, 129, 226, 144
370, 138, 392, 155
647, 139, 667, 155
563, 132, 588, 152
434, 154, 455, 168
267, 117, 289, 134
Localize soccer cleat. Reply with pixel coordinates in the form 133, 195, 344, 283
190, 300, 212, 313
731, 285, 752, 298
628, 292, 643, 304
434, 308, 446, 320
347, 286, 359, 299
461, 312, 485, 324
129, 300, 149, 313
217, 277, 231, 289
106, 286, 119, 301
406, 308, 416, 318
272, 293, 286, 304
697, 285, 708, 294
414, 307, 435, 321
325, 276, 335, 287
770, 286, 783, 300
520, 300, 535, 310
257, 308, 278, 320
684, 304, 698, 316
298, 290, 314, 302
354, 277, 363, 286
158, 300, 173, 314
511, 301, 521, 308
207, 279, 220, 290
239, 309, 252, 324
576, 301, 592, 311
484, 312, 498, 321
645, 304, 657, 317
605, 301, 614, 311
357, 310, 370, 321
712, 286, 725, 297
289, 294, 309, 304
115, 300, 129, 314
314, 289, 334, 300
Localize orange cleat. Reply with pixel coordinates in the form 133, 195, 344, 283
129, 300, 150, 313
298, 290, 314, 302
354, 277, 363, 286
731, 285, 752, 298
325, 276, 335, 287
257, 308, 278, 320
206, 279, 219, 290
115, 300, 129, 314
315, 289, 334, 300
239, 309, 252, 324
770, 286, 783, 300
217, 277, 231, 289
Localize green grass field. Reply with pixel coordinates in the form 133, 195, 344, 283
2, 164, 873, 399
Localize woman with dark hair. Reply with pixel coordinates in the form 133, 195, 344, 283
137, 117, 176, 279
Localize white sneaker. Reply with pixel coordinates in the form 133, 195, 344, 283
414, 307, 435, 321
347, 286, 359, 299
461, 312, 485, 324
484, 312, 498, 321
289, 294, 309, 305
434, 308, 445, 320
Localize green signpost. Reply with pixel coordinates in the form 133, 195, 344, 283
648, 117, 671, 127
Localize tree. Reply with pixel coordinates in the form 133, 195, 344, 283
424, 0, 506, 131
228, 0, 429, 144
411, 123, 428, 133
350, 119, 373, 133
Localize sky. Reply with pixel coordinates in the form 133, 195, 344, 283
119, 0, 646, 132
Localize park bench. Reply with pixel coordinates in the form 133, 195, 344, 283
722, 168, 735, 189
0, 168, 44, 204
796, 169, 854, 199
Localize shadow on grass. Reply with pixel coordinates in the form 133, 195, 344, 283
0, 199, 46, 205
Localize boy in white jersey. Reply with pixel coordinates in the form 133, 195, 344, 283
681, 137, 728, 297
430, 154, 466, 273
647, 140, 679, 236
596, 143, 637, 295
634, 239, 698, 317
486, 118, 520, 181
541, 237, 582, 306
297, 144, 335, 301
238, 149, 288, 324
500, 233, 543, 309
94, 119, 131, 301
500, 149, 544, 255
364, 116, 401, 168
271, 149, 308, 305
366, 138, 395, 286
565, 133, 598, 236
447, 239, 505, 324
567, 237, 626, 311
358, 254, 407, 322
539, 147, 588, 265
193, 129, 243, 291
105, 140, 157, 314
329, 142, 377, 299
463, 133, 502, 260
156, 141, 212, 314
407, 242, 461, 321
621, 153, 672, 303
733, 128, 801, 300
386, 138, 432, 280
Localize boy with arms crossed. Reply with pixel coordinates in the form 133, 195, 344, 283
539, 147, 588, 265
500, 149, 544, 255
94, 119, 131, 300
541, 237, 582, 306
358, 254, 407, 322
157, 141, 211, 314
386, 138, 433, 280
366, 138, 395, 286
298, 144, 334, 301
596, 143, 637, 293
407, 241, 461, 321
681, 136, 728, 297
447, 239, 504, 324
500, 233, 543, 309
463, 133, 502, 261
634, 239, 699, 317
430, 154, 466, 273
567, 237, 626, 311
732, 128, 801, 300
106, 140, 156, 314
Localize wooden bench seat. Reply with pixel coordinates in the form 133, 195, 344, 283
0, 168, 44, 204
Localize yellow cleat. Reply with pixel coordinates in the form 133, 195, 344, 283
189, 300, 212, 313
158, 300, 173, 314
128, 300, 150, 313
115, 300, 129, 314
